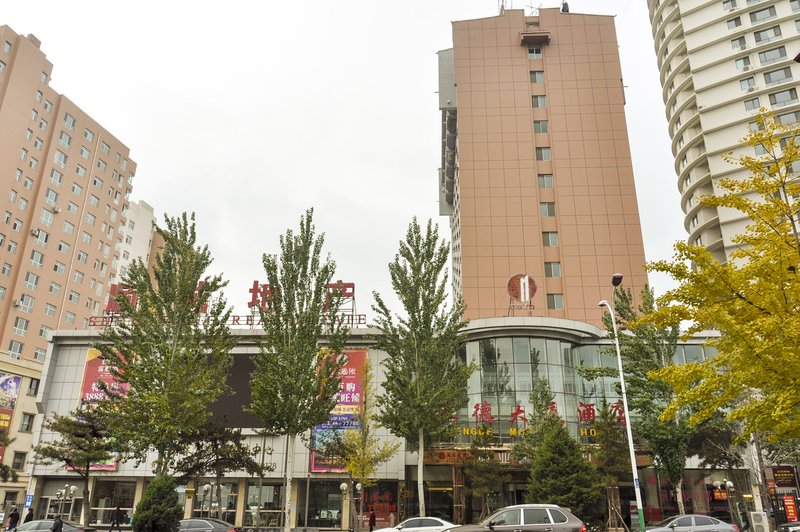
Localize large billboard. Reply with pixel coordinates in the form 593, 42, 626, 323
0, 373, 22, 463
310, 349, 367, 472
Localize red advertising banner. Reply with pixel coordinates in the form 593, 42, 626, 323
0, 373, 22, 463
79, 348, 128, 405
311, 349, 367, 472
784, 495, 798, 521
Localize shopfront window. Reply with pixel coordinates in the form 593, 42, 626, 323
192, 482, 238, 522
37, 479, 86, 521
244, 482, 283, 528
91, 480, 135, 525
296, 480, 343, 528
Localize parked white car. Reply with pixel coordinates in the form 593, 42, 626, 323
374, 516, 459, 532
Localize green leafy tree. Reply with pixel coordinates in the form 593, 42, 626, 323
525, 418, 605, 522
592, 399, 630, 486
249, 209, 349, 532
33, 408, 115, 525
132, 475, 183, 532
173, 420, 270, 518
645, 111, 800, 441
463, 432, 511, 521
95, 213, 236, 475
373, 218, 474, 517
512, 377, 562, 463
0, 427, 18, 483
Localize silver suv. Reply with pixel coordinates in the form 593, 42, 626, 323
456, 504, 585, 532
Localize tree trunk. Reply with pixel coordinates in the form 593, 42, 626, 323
283, 433, 296, 532
675, 482, 685, 515
215, 472, 223, 519
81, 472, 91, 526
417, 428, 426, 517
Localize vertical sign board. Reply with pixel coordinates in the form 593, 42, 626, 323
310, 349, 367, 472
0, 373, 22, 463
77, 348, 127, 470
784, 496, 798, 522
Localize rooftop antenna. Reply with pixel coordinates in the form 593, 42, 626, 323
525, 2, 541, 15
499, 0, 512, 14
561, 0, 569, 12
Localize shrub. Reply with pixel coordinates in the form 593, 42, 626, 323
132, 475, 182, 532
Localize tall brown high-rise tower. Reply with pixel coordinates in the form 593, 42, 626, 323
0, 26, 136, 361
439, 8, 648, 327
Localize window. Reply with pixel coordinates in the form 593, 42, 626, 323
101, 142, 110, 154
532, 95, 547, 108
27, 378, 40, 396
86, 213, 96, 226
542, 231, 559, 246
727, 17, 742, 28
73, 271, 84, 284
44, 303, 56, 317
723, 0, 737, 9
544, 262, 561, 278
72, 183, 83, 196
778, 110, 800, 125
528, 47, 543, 59
793, 0, 800, 11
538, 174, 554, 188
740, 77, 756, 89
39, 118, 48, 131
34, 137, 43, 150
43, 100, 52, 112
30, 109, 37, 121
84, 129, 94, 141
58, 241, 70, 254
65, 311, 76, 325
68, 290, 79, 304
63, 221, 74, 234
93, 176, 104, 188
50, 169, 63, 186
80, 146, 90, 159
754, 25, 781, 43
20, 413, 34, 433
54, 150, 67, 168
30, 250, 44, 268
24, 272, 39, 290
77, 251, 88, 263
536, 147, 552, 160
12, 317, 29, 336
731, 36, 746, 49
530, 71, 545, 83
82, 231, 92, 244
90, 194, 100, 207
59, 131, 71, 148
770, 88, 798, 106
23, 177, 33, 190
764, 67, 792, 86
7, 240, 17, 254
67, 202, 78, 214
759, 46, 787, 65
48, 281, 61, 295
64, 113, 76, 130
546, 293, 564, 310
44, 187, 59, 206
533, 120, 549, 133
20, 148, 28, 161
54, 261, 65, 274
745, 97, 761, 110
29, 157, 38, 170
750, 6, 777, 23
76, 164, 86, 177
35, 229, 48, 246
1, 263, 10, 276
18, 294, 34, 312
11, 452, 26, 471
539, 202, 556, 216
34, 348, 46, 361
3, 40, 11, 53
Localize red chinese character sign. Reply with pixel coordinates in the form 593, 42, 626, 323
311, 349, 366, 472
472, 401, 495, 424
79, 348, 129, 406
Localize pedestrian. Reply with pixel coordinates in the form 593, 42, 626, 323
110, 506, 123, 532
8, 507, 20, 532
388, 512, 396, 528
51, 515, 63, 532
24, 509, 34, 524
369, 511, 376, 532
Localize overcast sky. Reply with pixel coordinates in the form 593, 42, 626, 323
4, 0, 684, 318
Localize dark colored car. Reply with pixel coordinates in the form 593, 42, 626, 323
179, 517, 240, 532
16, 519, 97, 532
646, 514, 738, 532
455, 504, 585, 532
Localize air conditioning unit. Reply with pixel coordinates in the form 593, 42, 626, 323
30, 229, 40, 237
51, 205, 61, 213
749, 512, 768, 532
748, 86, 756, 92
12, 300, 22, 308
743, 66, 751, 71
740, 45, 748, 50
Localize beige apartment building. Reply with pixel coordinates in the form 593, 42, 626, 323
0, 25, 136, 362
438, 8, 648, 327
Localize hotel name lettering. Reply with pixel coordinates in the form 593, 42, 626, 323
89, 280, 366, 327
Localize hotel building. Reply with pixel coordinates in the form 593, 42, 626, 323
647, 0, 800, 261
438, 8, 648, 327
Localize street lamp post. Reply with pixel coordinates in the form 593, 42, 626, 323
599, 273, 646, 532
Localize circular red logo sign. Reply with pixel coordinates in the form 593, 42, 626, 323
507, 274, 537, 302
